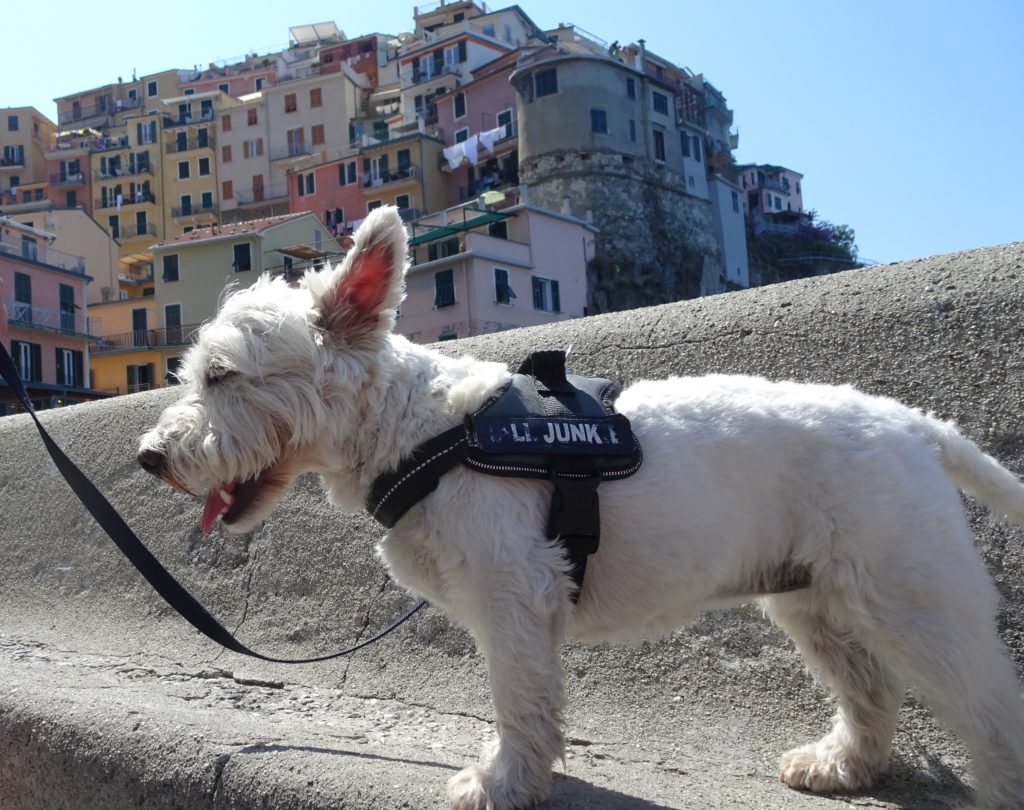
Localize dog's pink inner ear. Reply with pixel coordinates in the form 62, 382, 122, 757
327, 241, 393, 334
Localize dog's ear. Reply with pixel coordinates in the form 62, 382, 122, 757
311, 206, 406, 344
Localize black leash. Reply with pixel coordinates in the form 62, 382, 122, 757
0, 341, 426, 664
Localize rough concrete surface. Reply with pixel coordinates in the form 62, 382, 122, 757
1, 242, 1023, 809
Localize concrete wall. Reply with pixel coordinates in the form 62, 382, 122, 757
1, 242, 1022, 809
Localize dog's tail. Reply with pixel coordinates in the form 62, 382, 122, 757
925, 416, 1024, 526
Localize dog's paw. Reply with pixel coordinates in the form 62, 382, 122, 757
449, 765, 489, 810
779, 742, 876, 793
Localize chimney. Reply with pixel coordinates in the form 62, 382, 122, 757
636, 38, 646, 72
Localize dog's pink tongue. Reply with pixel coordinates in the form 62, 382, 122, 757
201, 482, 236, 535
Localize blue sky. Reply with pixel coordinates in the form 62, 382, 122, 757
6, 0, 1022, 264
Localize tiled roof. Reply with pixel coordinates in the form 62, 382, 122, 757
152, 213, 307, 248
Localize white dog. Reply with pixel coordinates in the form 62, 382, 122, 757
139, 207, 1024, 809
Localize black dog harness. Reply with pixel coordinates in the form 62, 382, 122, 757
367, 351, 643, 601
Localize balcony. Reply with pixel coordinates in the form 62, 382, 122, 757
271, 144, 311, 162
94, 191, 156, 210
94, 163, 153, 181
0, 233, 86, 275
6, 300, 91, 340
172, 202, 218, 218
235, 182, 289, 206
92, 135, 132, 154
165, 135, 215, 154
118, 224, 158, 241
162, 110, 216, 129
92, 323, 201, 354
406, 62, 463, 88
1, 154, 26, 169
363, 164, 419, 189
48, 172, 87, 187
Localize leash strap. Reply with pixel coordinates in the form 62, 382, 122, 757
0, 341, 425, 664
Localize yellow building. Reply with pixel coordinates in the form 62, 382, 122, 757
1, 107, 57, 207
359, 133, 446, 219
160, 92, 238, 240
88, 297, 164, 395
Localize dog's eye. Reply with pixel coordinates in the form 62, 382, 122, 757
206, 361, 236, 387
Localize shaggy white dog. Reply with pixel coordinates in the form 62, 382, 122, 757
139, 207, 1024, 809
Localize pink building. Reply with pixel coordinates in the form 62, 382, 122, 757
398, 189, 596, 344
0, 218, 102, 413
435, 50, 520, 206
287, 155, 369, 236
735, 164, 804, 217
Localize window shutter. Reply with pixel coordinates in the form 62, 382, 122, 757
339, 163, 347, 185
532, 277, 544, 310
74, 351, 84, 388
55, 349, 65, 385
31, 344, 42, 382
127, 365, 136, 388
11, 341, 23, 377
458, 41, 467, 62
551, 280, 561, 313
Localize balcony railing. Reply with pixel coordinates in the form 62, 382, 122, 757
363, 165, 419, 188
48, 172, 86, 187
92, 135, 131, 154
94, 191, 156, 210
1, 155, 26, 168
271, 144, 311, 161
118, 224, 158, 240
235, 182, 289, 205
165, 135, 215, 154
162, 111, 216, 129
0, 234, 86, 274
94, 163, 152, 181
92, 323, 201, 354
172, 203, 218, 218
6, 300, 89, 339
407, 62, 463, 87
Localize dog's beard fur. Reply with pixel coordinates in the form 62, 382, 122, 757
140, 206, 1024, 810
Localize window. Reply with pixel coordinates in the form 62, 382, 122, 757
197, 127, 210, 148
222, 114, 232, 131
535, 68, 558, 97
434, 269, 455, 308
200, 191, 213, 210
179, 194, 192, 215
135, 210, 148, 235
233, 243, 252, 272
494, 267, 515, 304
626, 77, 636, 100
774, 195, 782, 211
66, 190, 77, 208
692, 136, 701, 161
284, 93, 297, 113
166, 356, 183, 385
427, 237, 460, 261
296, 172, 315, 197
590, 109, 608, 134
137, 121, 157, 145
286, 127, 305, 156
731, 190, 739, 212
455, 128, 468, 143
58, 284, 76, 333
177, 161, 190, 179
339, 160, 357, 185
108, 215, 120, 239
395, 194, 411, 210
7, 115, 18, 131
126, 363, 155, 393
222, 180, 233, 200
367, 200, 383, 213
311, 124, 325, 146
147, 80, 158, 97
454, 92, 466, 119
497, 108, 513, 138
488, 220, 508, 239
175, 131, 188, 152
681, 131, 691, 157
13, 271, 31, 311
164, 304, 182, 344
162, 254, 179, 282
198, 157, 210, 176
55, 348, 83, 387
397, 149, 412, 174
652, 92, 669, 115
243, 139, 263, 157
310, 88, 322, 108
255, 77, 264, 92
532, 276, 560, 312
653, 129, 666, 161
222, 144, 232, 163
10, 340, 42, 382
629, 119, 636, 142
219, 83, 230, 95
247, 108, 258, 125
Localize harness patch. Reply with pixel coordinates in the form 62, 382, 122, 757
470, 414, 635, 455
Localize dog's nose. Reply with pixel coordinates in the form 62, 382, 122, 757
137, 448, 166, 477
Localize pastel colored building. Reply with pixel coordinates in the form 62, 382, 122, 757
398, 190, 595, 343
707, 176, 749, 290
1, 107, 56, 207
218, 94, 280, 225
0, 217, 100, 413
736, 164, 804, 217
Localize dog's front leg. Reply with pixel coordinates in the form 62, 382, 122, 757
448, 555, 570, 810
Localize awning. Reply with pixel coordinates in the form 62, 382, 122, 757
270, 245, 334, 260
407, 210, 511, 247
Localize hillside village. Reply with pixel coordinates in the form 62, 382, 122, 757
0, 0, 860, 415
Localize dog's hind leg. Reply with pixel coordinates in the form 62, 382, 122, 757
766, 591, 905, 794
856, 558, 1024, 809
447, 547, 572, 810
